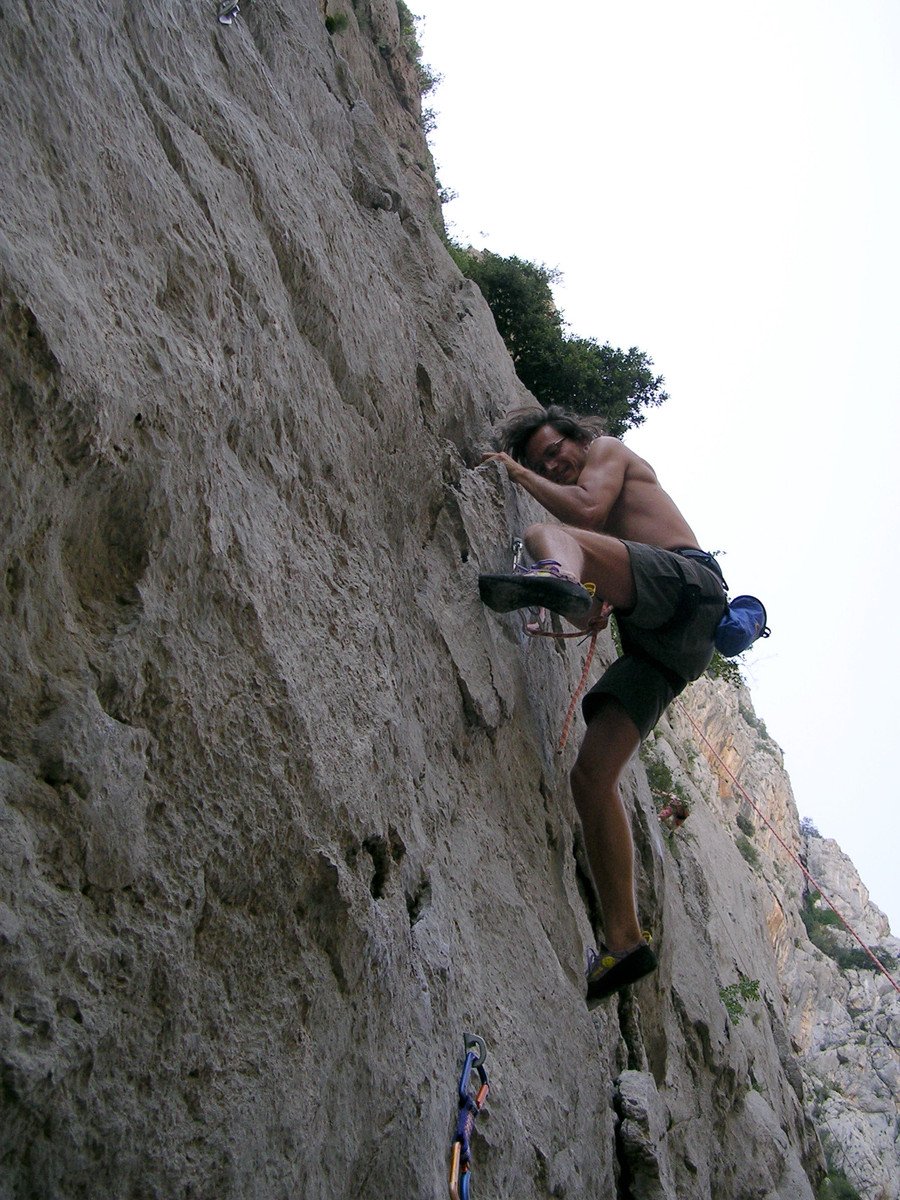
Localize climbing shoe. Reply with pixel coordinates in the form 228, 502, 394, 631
479, 560, 593, 622
585, 938, 658, 1007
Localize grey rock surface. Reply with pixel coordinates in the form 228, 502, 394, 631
669, 678, 900, 1199
0, 2, 894, 1198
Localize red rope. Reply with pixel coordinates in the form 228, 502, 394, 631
557, 632, 598, 753
524, 621, 598, 753
678, 701, 900, 995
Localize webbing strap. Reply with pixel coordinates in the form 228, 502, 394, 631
654, 554, 726, 636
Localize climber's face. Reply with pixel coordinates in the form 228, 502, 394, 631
524, 426, 587, 484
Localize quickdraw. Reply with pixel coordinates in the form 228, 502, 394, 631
448, 1033, 489, 1200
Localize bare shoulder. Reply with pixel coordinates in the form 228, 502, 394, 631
587, 436, 656, 478
585, 435, 628, 465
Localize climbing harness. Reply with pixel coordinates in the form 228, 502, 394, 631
217, 0, 240, 24
678, 701, 900, 996
448, 1033, 490, 1200
657, 551, 770, 657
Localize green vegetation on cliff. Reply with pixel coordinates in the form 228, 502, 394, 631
802, 891, 897, 974
817, 1167, 862, 1200
447, 245, 667, 436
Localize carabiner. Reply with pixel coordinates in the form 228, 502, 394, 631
463, 1032, 487, 1067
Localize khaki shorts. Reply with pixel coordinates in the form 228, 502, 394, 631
582, 542, 727, 740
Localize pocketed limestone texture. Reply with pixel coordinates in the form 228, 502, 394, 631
1, 3, 895, 1198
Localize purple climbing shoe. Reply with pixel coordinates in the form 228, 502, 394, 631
479, 560, 593, 622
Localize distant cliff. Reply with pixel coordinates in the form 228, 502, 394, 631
667, 679, 899, 1199
1, 3, 896, 1198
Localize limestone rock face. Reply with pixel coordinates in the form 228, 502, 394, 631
668, 678, 900, 1200
0, 3, 894, 1198
805, 836, 892, 944
793, 835, 899, 1199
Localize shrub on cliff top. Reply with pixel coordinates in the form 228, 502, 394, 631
396, 2, 440, 95
448, 245, 667, 436
705, 649, 743, 686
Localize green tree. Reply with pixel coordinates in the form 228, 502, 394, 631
449, 246, 667, 435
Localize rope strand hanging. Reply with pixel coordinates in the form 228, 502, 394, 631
523, 619, 598, 753
521, 571, 601, 754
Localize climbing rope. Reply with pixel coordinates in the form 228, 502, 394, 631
448, 1034, 490, 1200
524, 626, 599, 754
521, 578, 599, 754
678, 701, 900, 996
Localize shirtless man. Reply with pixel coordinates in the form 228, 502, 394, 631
478, 406, 726, 1004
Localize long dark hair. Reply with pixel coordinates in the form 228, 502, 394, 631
494, 405, 606, 462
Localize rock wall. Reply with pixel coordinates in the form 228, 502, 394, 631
1, 2, 895, 1198
670, 679, 900, 1199
790, 836, 899, 1199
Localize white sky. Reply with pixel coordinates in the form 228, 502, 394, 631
412, 0, 900, 934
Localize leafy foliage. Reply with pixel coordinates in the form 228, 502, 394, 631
800, 816, 821, 838
811, 905, 841, 928
639, 750, 690, 810
448, 246, 667, 435
705, 649, 743, 686
718, 975, 760, 1024
801, 891, 895, 973
641, 753, 674, 798
396, 2, 440, 95
736, 834, 760, 869
802, 892, 840, 947
736, 812, 755, 838
817, 1169, 862, 1200
396, 1, 418, 55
